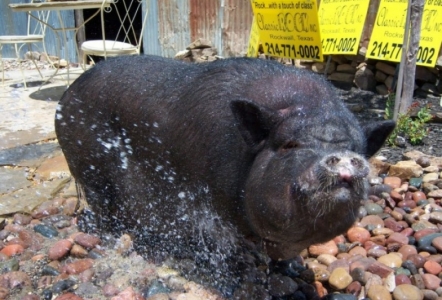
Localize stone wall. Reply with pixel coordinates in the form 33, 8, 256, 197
175, 38, 442, 98
292, 51, 442, 98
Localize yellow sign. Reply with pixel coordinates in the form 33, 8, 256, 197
367, 0, 442, 67
318, 0, 370, 55
418, 0, 442, 67
247, 17, 261, 57
366, 0, 408, 63
251, 0, 323, 61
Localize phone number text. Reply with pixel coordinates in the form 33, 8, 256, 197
369, 41, 436, 65
264, 42, 321, 59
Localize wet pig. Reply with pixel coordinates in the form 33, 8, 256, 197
55, 55, 394, 261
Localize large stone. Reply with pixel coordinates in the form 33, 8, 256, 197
331, 55, 349, 64
0, 143, 60, 167
375, 61, 396, 76
309, 240, 339, 256
389, 161, 423, 181
393, 284, 424, 300
369, 157, 390, 177
186, 38, 212, 49
328, 72, 355, 82
24, 51, 40, 61
354, 66, 376, 91
0, 177, 69, 216
294, 59, 313, 70
0, 167, 32, 194
385, 76, 395, 90
423, 173, 439, 183
328, 267, 353, 290
367, 284, 392, 300
420, 83, 439, 95
35, 154, 70, 181
376, 84, 389, 95
311, 61, 336, 74
175, 50, 191, 59
337, 64, 356, 74
375, 70, 388, 82
428, 189, 442, 198
415, 66, 437, 82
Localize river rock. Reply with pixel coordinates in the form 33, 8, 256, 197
393, 284, 424, 300
329, 267, 353, 290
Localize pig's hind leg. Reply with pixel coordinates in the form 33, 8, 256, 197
76, 177, 121, 235
75, 116, 135, 236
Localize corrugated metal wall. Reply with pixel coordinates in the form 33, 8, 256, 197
1, 0, 253, 61
0, 0, 78, 62
143, 0, 253, 57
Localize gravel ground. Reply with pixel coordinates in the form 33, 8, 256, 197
1, 59, 442, 300
343, 88, 442, 162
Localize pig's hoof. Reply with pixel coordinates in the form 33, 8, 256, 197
77, 208, 100, 234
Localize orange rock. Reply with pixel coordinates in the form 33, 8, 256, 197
74, 233, 101, 249
422, 273, 441, 290
383, 176, 401, 189
309, 240, 339, 257
397, 244, 418, 261
412, 191, 426, 202
0, 244, 24, 257
348, 246, 367, 257
313, 281, 327, 297
53, 292, 83, 300
423, 260, 442, 275
48, 239, 73, 261
64, 258, 94, 275
390, 190, 403, 202
347, 227, 371, 244
333, 235, 346, 244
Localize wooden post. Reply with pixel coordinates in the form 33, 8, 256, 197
393, 0, 425, 119
393, 0, 412, 121
398, 0, 425, 115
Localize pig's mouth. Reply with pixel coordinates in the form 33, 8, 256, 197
322, 173, 366, 195
333, 181, 351, 189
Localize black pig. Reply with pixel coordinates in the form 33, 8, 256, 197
55, 55, 394, 264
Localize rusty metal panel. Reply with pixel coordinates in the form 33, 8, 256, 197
143, 0, 253, 58
189, 0, 221, 52
144, 0, 191, 57
1, 0, 77, 62
222, 0, 254, 56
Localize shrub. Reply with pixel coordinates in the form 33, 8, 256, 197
385, 95, 432, 146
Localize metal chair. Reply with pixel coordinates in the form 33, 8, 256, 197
81, 0, 149, 67
0, 0, 50, 89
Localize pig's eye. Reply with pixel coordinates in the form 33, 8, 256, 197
281, 141, 299, 151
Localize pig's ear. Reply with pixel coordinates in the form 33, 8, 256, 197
362, 120, 396, 157
230, 99, 281, 148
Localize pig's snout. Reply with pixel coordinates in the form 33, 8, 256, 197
320, 152, 369, 186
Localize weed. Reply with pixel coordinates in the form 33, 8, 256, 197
385, 96, 432, 146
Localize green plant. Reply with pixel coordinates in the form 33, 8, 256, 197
384, 92, 395, 121
385, 100, 432, 146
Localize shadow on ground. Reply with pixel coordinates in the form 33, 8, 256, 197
29, 85, 67, 101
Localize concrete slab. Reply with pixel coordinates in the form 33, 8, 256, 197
0, 61, 83, 217
0, 65, 84, 150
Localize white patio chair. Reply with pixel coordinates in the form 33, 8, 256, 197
81, 0, 149, 67
0, 0, 51, 89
